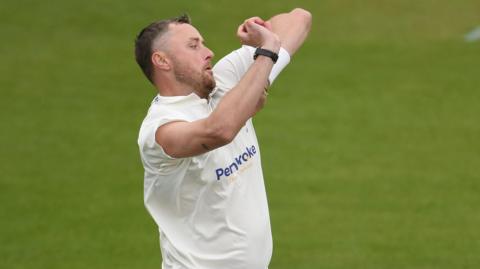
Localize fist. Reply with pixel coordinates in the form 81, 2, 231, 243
237, 17, 280, 52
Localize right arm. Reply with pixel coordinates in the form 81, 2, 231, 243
156, 21, 280, 158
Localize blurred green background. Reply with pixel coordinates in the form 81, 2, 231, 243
1, 0, 479, 268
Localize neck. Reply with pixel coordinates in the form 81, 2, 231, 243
155, 77, 190, 96
156, 82, 210, 99
154, 73, 210, 99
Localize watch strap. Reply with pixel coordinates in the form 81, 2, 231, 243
253, 47, 279, 63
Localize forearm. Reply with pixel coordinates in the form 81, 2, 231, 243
156, 63, 271, 158
207, 56, 273, 140
268, 8, 312, 56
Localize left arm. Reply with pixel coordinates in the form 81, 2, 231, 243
214, 9, 312, 111
249, 9, 312, 109
267, 8, 312, 56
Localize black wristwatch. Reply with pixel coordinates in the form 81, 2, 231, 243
253, 47, 279, 63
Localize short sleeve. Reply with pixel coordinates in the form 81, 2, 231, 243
138, 107, 190, 174
138, 128, 179, 176
212, 45, 255, 92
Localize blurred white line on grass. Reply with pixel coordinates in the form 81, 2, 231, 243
465, 26, 480, 42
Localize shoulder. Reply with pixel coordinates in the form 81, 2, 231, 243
213, 45, 255, 75
138, 94, 209, 157
142, 94, 208, 125
212, 46, 255, 93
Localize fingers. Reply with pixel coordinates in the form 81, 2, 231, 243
245, 16, 265, 26
246, 20, 265, 33
237, 21, 256, 41
240, 16, 268, 32
264, 21, 272, 31
244, 20, 255, 32
237, 23, 247, 37
236, 16, 277, 47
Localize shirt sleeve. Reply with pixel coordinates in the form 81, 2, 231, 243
138, 106, 189, 174
212, 45, 291, 94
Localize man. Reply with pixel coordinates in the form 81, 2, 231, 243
136, 8, 311, 269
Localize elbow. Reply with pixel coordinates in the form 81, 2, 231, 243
207, 119, 237, 146
255, 94, 267, 113
291, 8, 312, 31
216, 127, 236, 145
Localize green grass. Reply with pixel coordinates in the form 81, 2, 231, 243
1, 0, 479, 268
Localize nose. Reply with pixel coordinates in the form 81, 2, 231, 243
205, 47, 214, 61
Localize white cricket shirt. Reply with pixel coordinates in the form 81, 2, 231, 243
138, 46, 290, 269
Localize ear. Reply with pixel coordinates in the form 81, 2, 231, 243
152, 51, 171, 71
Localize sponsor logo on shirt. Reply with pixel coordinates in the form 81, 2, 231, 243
215, 145, 257, 180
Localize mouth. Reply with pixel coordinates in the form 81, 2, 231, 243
205, 65, 213, 74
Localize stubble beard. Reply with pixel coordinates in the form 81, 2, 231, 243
172, 57, 216, 98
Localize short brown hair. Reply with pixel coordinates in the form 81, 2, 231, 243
134, 14, 191, 84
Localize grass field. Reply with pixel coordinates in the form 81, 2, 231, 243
1, 0, 480, 268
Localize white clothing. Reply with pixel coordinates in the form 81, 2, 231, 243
138, 46, 290, 269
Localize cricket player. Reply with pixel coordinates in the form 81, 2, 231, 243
136, 8, 311, 269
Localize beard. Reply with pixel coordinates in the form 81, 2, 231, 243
171, 56, 216, 97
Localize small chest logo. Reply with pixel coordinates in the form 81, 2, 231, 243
215, 145, 257, 180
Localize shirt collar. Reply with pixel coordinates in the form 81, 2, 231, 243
153, 92, 207, 105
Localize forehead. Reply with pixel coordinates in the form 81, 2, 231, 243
168, 23, 204, 43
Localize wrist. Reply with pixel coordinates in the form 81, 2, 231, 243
254, 47, 279, 63
260, 36, 280, 53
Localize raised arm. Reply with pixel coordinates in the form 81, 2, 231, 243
156, 10, 312, 158
156, 21, 280, 158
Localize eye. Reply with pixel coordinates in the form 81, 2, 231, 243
189, 43, 198, 49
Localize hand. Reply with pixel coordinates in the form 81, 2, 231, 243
237, 17, 280, 52
238, 17, 272, 33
